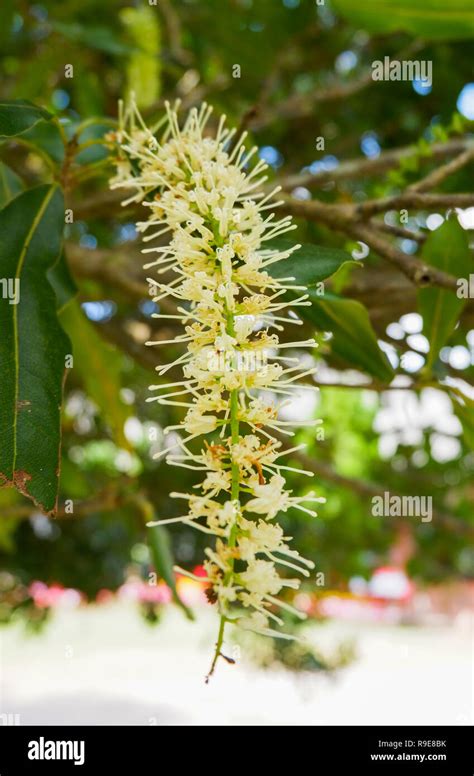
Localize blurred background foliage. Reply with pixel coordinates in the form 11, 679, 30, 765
0, 0, 473, 656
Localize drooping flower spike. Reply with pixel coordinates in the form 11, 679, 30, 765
109, 97, 325, 678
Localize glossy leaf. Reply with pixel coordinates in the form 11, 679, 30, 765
268, 238, 355, 287
303, 292, 393, 382
418, 218, 472, 371
19, 119, 65, 165
47, 252, 77, 312
0, 99, 52, 138
0, 184, 70, 515
267, 242, 393, 381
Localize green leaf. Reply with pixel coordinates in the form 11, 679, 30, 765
267, 242, 393, 381
148, 524, 194, 621
0, 99, 52, 138
0, 184, 70, 515
304, 293, 394, 381
47, 252, 77, 312
59, 301, 131, 449
332, 0, 474, 39
418, 218, 472, 371
0, 162, 23, 207
19, 119, 65, 165
268, 239, 355, 287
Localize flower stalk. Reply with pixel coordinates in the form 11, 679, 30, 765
109, 97, 325, 678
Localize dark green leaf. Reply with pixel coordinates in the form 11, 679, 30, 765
0, 184, 70, 515
302, 292, 394, 382
267, 242, 392, 381
47, 252, 77, 312
0, 99, 52, 138
268, 239, 355, 287
19, 119, 65, 165
418, 218, 472, 371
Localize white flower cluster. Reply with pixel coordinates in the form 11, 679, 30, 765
109, 99, 324, 672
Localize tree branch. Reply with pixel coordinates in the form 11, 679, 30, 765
353, 192, 474, 219
279, 138, 474, 191
346, 223, 459, 290
279, 194, 462, 290
408, 146, 474, 193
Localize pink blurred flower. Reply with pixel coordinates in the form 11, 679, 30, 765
118, 580, 172, 605
29, 581, 82, 609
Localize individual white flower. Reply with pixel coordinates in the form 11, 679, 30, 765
237, 611, 269, 632
183, 410, 218, 436
237, 520, 284, 561
239, 559, 283, 596
245, 474, 289, 519
201, 469, 232, 495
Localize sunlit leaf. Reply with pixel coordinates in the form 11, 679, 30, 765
268, 239, 355, 287
418, 218, 472, 372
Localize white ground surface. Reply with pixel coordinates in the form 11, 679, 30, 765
1, 603, 472, 726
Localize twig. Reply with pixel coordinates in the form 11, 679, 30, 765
278, 194, 460, 290
369, 221, 427, 243
407, 146, 474, 193
346, 222, 459, 290
279, 139, 474, 191
353, 192, 474, 219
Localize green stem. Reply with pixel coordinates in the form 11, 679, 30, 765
71, 157, 113, 184
74, 116, 118, 135
75, 138, 110, 155
206, 308, 240, 681
206, 614, 227, 682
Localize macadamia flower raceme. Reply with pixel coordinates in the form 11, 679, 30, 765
109, 99, 325, 677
